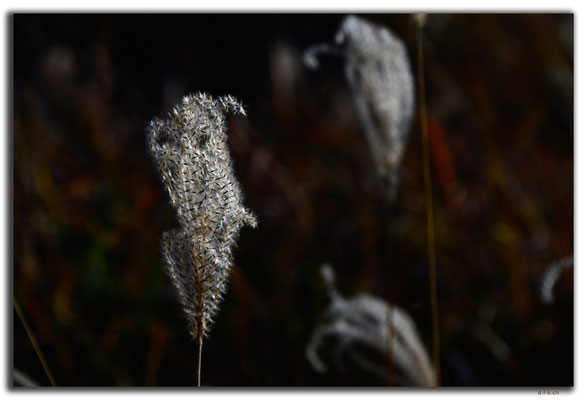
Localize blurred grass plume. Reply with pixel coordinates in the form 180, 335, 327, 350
304, 15, 415, 201
307, 264, 435, 386
540, 256, 573, 304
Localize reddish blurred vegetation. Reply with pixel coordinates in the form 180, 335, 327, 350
13, 14, 572, 386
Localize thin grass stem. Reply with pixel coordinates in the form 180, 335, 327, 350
196, 336, 203, 387
14, 298, 56, 386
415, 15, 441, 386
386, 307, 396, 386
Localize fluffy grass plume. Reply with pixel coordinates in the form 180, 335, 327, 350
147, 93, 257, 385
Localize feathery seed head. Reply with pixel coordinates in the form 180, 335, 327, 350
147, 93, 257, 339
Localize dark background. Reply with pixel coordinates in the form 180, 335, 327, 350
13, 13, 573, 386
